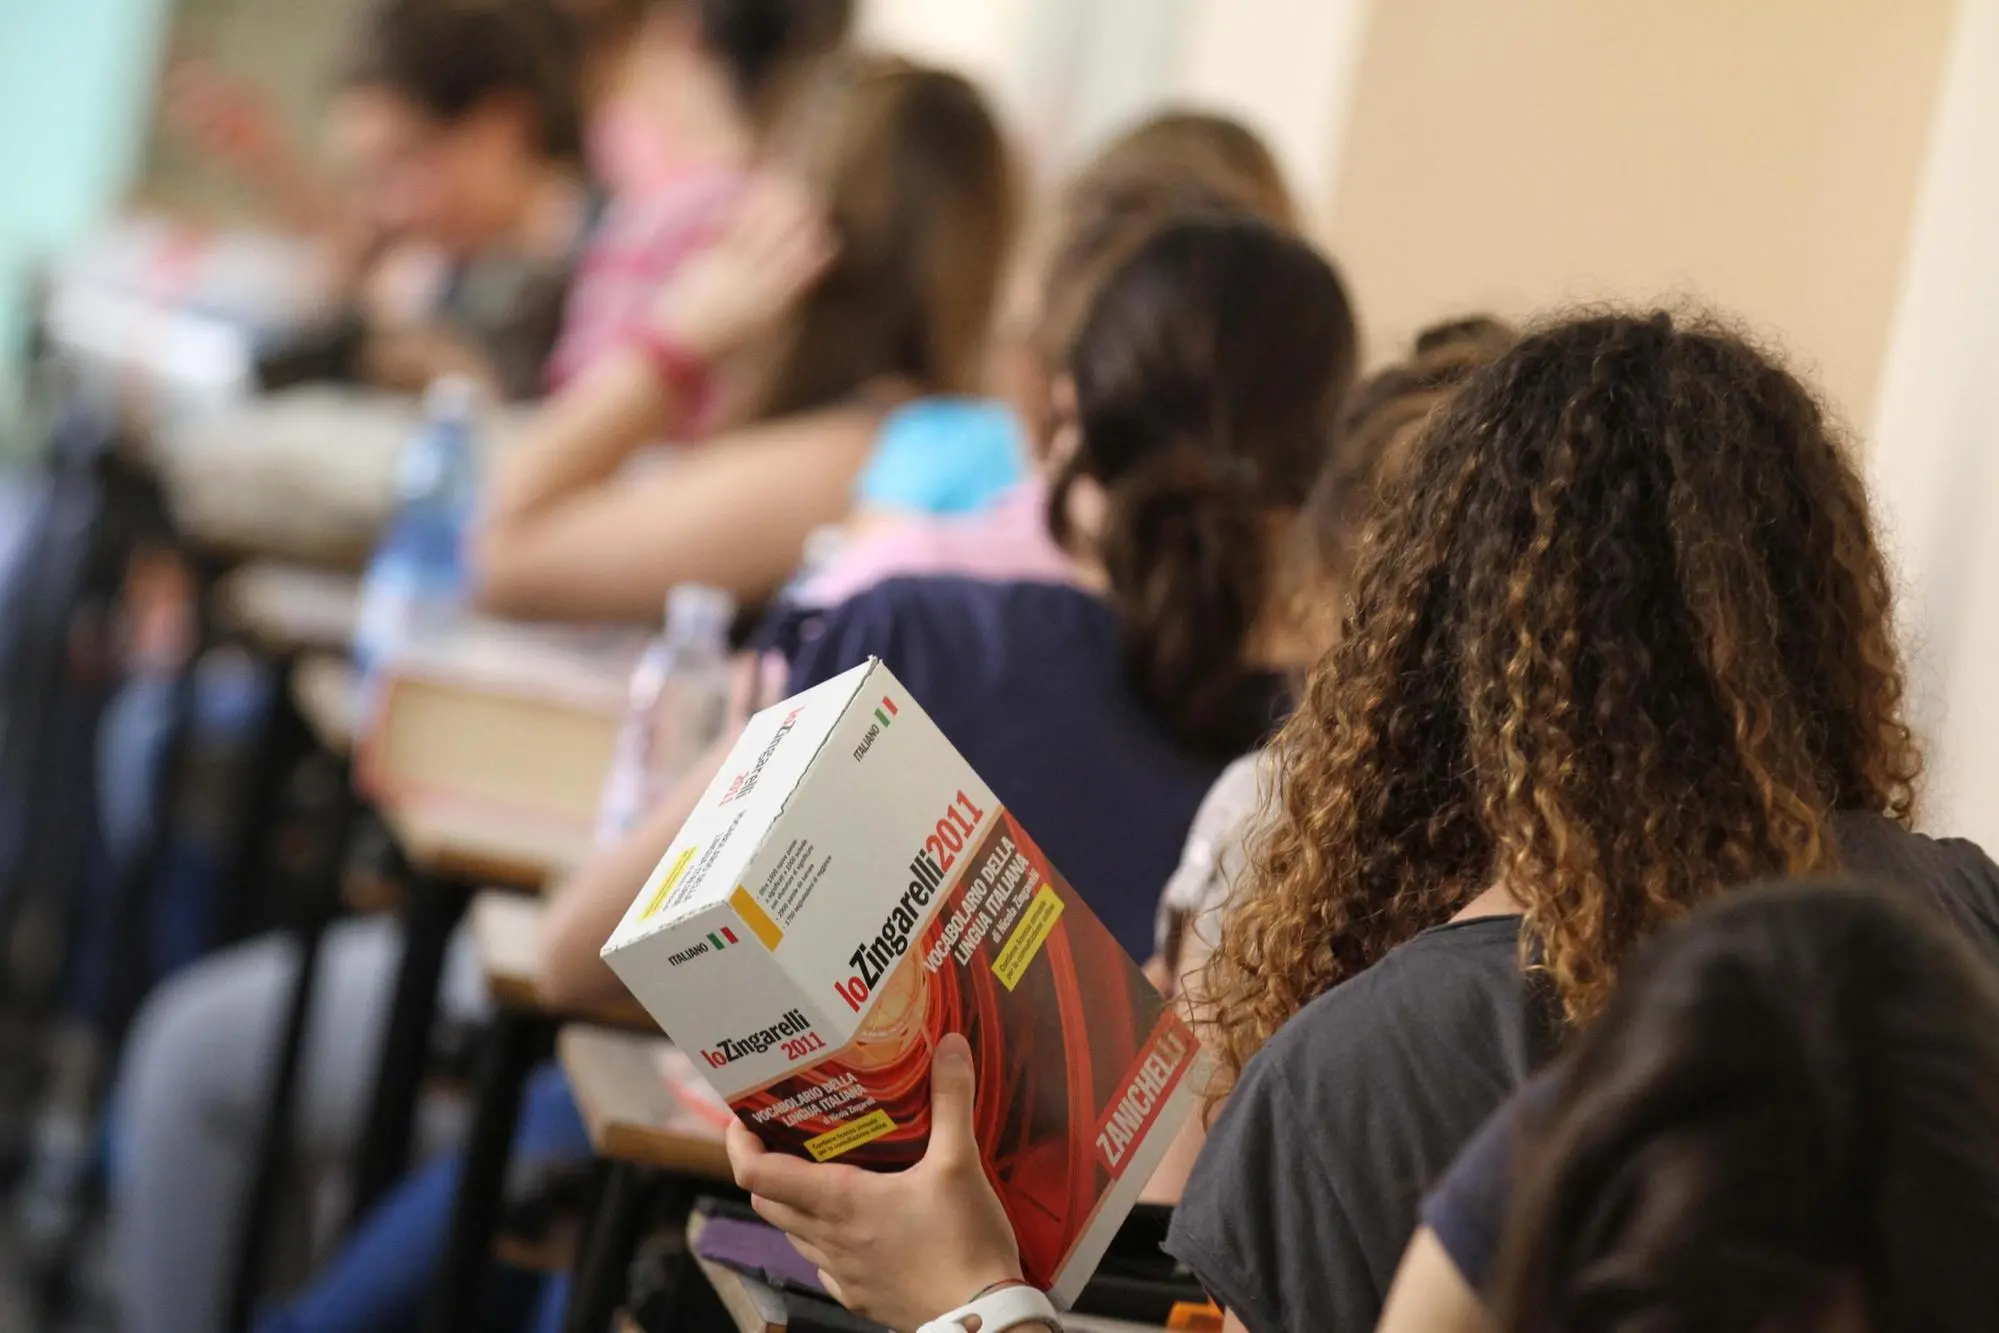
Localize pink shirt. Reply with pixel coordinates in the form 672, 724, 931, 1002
546, 168, 742, 392
796, 479, 1077, 608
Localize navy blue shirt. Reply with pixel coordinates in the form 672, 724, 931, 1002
770, 578, 1285, 961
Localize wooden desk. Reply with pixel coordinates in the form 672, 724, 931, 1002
471, 891, 653, 1030
686, 1213, 1162, 1333
560, 1026, 731, 1180
293, 654, 358, 756
383, 796, 594, 892
557, 1028, 734, 1333
218, 562, 362, 657
361, 620, 624, 1287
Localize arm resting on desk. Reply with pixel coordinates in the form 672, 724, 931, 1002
471, 177, 856, 620
470, 389, 879, 621
536, 732, 733, 1010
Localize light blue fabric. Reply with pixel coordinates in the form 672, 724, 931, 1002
852, 397, 1025, 516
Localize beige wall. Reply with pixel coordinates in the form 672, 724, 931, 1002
1327, 0, 1954, 423
861, 0, 1372, 214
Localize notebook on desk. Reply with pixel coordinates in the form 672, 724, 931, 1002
691, 1200, 1212, 1330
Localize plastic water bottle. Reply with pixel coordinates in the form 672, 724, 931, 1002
595, 585, 737, 841
352, 377, 479, 715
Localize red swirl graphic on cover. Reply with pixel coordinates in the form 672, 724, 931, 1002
729, 810, 1197, 1290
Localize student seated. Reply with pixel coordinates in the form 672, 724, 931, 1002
799, 107, 1306, 609
1135, 317, 1516, 1202
105, 13, 906, 1333
471, 46, 1016, 618
1378, 880, 1999, 1332
233, 212, 1357, 1333
112, 3, 598, 1324
544, 0, 855, 388
730, 310, 1999, 1333
541, 213, 1359, 994
1148, 316, 1517, 998
159, 0, 590, 392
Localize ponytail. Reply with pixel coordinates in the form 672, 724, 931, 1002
1053, 216, 1358, 761
1099, 450, 1269, 759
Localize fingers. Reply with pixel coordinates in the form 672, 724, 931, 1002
926, 1032, 981, 1169
736, 174, 814, 249
737, 1145, 863, 1222
727, 174, 837, 295
767, 219, 836, 297
751, 1191, 828, 1242
733, 176, 801, 254
725, 1118, 767, 1187
780, 1229, 834, 1274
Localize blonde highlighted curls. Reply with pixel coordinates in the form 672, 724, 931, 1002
1201, 310, 1922, 1096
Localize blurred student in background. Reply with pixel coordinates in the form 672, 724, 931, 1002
328, 0, 597, 398
546, 0, 855, 386
472, 44, 1015, 617
778, 108, 1302, 558
540, 211, 1358, 1015
1378, 882, 1999, 1333
113, 50, 1010, 1333
230, 56, 1023, 1333
797, 108, 1304, 608
88, 16, 601, 1281
167, 0, 601, 399
730, 311, 1999, 1333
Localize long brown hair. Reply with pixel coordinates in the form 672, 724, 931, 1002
744, 56, 1018, 419
1048, 216, 1357, 760
1030, 110, 1299, 397
1493, 882, 1999, 1332
1203, 310, 1921, 1091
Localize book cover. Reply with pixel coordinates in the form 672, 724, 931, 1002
601, 660, 1204, 1307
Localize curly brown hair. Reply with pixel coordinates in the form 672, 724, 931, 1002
1284, 316, 1518, 647
1201, 309, 1922, 1092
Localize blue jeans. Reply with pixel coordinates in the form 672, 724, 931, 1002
252, 1064, 589, 1333
66, 659, 263, 1025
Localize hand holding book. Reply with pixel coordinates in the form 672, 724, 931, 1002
727, 1033, 1028, 1332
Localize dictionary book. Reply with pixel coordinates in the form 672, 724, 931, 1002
600, 659, 1204, 1307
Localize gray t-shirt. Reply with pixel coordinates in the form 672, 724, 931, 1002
1164, 812, 1999, 1333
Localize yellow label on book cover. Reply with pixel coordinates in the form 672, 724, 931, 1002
992, 884, 1063, 991
642, 845, 699, 920
730, 885, 785, 949
804, 1109, 895, 1161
